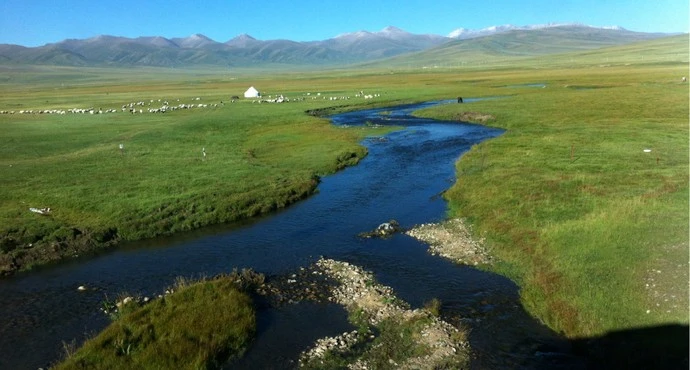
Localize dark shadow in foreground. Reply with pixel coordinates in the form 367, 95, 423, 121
571, 324, 689, 370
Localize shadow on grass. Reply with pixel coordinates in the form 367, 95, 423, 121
571, 324, 689, 370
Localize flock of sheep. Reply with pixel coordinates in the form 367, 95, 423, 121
0, 90, 382, 115
251, 91, 381, 104
0, 98, 218, 115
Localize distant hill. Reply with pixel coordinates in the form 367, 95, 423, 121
362, 25, 681, 68
0, 25, 677, 68
319, 26, 449, 59
446, 23, 637, 40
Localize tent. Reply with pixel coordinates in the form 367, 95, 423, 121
244, 86, 260, 98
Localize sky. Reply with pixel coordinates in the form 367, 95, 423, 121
0, 0, 687, 47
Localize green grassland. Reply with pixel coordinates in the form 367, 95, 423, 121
1, 34, 688, 345
411, 37, 688, 337
0, 72, 402, 273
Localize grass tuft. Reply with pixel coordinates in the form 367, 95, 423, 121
55, 272, 259, 369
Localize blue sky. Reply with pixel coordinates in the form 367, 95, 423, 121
0, 0, 687, 46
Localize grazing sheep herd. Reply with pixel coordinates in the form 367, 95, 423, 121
0, 97, 218, 116
251, 90, 382, 104
0, 90, 382, 116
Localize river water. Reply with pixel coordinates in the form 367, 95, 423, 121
0, 100, 583, 369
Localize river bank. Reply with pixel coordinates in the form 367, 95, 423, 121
414, 65, 689, 341
0, 175, 322, 276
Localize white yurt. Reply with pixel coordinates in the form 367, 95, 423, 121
244, 86, 260, 98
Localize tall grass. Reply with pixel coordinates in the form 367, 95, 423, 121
55, 274, 257, 369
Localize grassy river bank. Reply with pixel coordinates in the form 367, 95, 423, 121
414, 64, 688, 337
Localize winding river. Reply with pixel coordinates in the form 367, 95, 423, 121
0, 100, 582, 369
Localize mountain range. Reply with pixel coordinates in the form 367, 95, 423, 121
446, 23, 626, 39
0, 24, 676, 68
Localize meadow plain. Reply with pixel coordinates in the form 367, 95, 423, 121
0, 68, 400, 273
1, 34, 688, 366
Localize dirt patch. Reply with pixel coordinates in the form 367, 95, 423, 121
0, 228, 120, 276
454, 112, 496, 124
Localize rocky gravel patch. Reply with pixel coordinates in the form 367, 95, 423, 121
299, 258, 470, 369
406, 218, 492, 266
257, 266, 337, 306
357, 220, 403, 239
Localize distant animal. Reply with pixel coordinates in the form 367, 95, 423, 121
682, 77, 687, 82
457, 96, 463, 103
231, 95, 240, 100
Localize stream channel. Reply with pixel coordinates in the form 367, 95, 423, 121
0, 100, 584, 369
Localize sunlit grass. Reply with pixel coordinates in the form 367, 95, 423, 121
55, 273, 258, 369
417, 61, 688, 336
0, 83, 391, 273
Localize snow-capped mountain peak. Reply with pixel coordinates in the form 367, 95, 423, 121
447, 23, 626, 39
380, 26, 407, 34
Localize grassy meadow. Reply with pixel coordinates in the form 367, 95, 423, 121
417, 64, 688, 336
411, 37, 688, 337
1, 34, 688, 346
0, 70, 403, 273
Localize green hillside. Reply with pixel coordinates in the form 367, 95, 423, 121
365, 31, 688, 69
